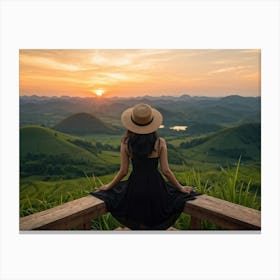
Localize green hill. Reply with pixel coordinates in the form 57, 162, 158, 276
20, 126, 119, 178
20, 126, 95, 160
180, 123, 260, 163
53, 112, 112, 135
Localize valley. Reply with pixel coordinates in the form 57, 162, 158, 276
20, 95, 261, 226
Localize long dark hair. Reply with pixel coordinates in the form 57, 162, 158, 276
123, 130, 158, 159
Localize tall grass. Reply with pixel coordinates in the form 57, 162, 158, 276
20, 159, 260, 230
181, 158, 260, 210
174, 158, 261, 230
20, 175, 101, 217
91, 213, 124, 230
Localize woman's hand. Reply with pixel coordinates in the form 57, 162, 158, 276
95, 184, 111, 191
180, 186, 193, 193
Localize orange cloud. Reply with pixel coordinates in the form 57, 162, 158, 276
19, 49, 261, 97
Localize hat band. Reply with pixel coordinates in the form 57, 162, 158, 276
131, 116, 154, 126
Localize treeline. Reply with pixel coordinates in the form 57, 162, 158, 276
208, 148, 253, 160
179, 137, 210, 149
68, 139, 119, 153
20, 153, 119, 180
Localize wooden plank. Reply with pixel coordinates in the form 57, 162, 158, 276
184, 195, 261, 230
20, 194, 261, 231
20, 196, 107, 230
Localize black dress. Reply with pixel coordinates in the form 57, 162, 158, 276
91, 142, 199, 230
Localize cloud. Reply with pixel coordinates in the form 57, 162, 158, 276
20, 54, 84, 72
208, 66, 248, 75
20, 49, 260, 97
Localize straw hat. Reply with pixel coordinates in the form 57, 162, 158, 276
121, 103, 163, 134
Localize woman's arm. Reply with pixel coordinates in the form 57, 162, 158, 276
97, 142, 129, 191
159, 138, 192, 193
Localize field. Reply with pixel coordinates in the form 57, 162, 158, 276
20, 160, 260, 230
20, 127, 261, 229
20, 95, 261, 230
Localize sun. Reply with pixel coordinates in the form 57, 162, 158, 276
94, 89, 105, 97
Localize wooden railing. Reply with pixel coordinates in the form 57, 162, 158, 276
20, 194, 261, 231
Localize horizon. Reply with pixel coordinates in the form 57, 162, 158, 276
20, 93, 260, 99
19, 49, 261, 98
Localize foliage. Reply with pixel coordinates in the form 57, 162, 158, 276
20, 174, 114, 217
91, 213, 124, 230
20, 159, 260, 230
20, 152, 119, 178
20, 95, 261, 132
20, 126, 120, 178
20, 120, 261, 230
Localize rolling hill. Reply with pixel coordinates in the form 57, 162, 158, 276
53, 112, 113, 135
20, 126, 95, 160
20, 126, 119, 177
179, 123, 261, 163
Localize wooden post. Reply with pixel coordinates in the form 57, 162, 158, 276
190, 216, 201, 230
83, 222, 91, 230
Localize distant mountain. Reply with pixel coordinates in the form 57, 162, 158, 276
20, 95, 261, 131
101, 95, 260, 127
53, 113, 113, 135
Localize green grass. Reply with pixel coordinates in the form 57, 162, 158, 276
166, 137, 187, 147
91, 213, 124, 230
173, 159, 260, 230
20, 126, 121, 178
20, 160, 260, 230
20, 174, 114, 217
20, 124, 261, 229
20, 126, 97, 161
98, 151, 121, 165
180, 123, 260, 163
84, 134, 123, 148
181, 159, 260, 209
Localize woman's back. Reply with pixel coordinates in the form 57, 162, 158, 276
91, 103, 198, 230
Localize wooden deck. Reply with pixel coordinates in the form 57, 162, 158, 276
20, 196, 106, 230
20, 194, 261, 231
184, 195, 261, 230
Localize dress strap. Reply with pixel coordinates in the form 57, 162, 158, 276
157, 138, 161, 157
121, 136, 127, 144
121, 136, 131, 158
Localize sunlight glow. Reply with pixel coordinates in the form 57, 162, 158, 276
94, 89, 105, 96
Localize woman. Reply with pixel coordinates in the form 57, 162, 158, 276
91, 103, 199, 230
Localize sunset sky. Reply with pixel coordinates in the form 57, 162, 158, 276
19, 49, 260, 98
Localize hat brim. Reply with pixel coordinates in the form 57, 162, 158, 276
121, 107, 163, 134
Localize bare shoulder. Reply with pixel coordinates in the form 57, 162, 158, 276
121, 137, 130, 157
